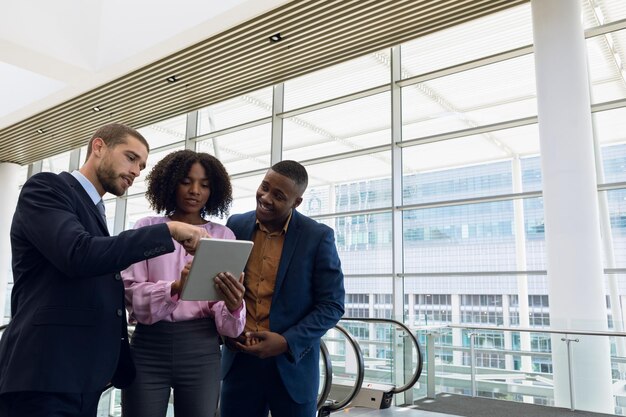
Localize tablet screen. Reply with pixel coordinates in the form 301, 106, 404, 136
180, 238, 254, 301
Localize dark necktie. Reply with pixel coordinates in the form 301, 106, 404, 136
96, 199, 107, 223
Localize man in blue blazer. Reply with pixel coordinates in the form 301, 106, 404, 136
0, 123, 208, 417
220, 160, 345, 417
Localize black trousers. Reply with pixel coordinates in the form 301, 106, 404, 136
122, 318, 221, 417
0, 391, 102, 417
220, 354, 317, 417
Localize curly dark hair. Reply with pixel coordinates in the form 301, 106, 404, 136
145, 150, 232, 218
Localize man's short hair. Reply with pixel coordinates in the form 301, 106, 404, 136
271, 160, 308, 193
85, 123, 149, 159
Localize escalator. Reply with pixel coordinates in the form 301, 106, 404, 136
317, 323, 365, 417
323, 317, 424, 412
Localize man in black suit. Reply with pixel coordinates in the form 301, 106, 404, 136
0, 123, 208, 417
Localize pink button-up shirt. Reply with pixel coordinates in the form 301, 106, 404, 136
122, 216, 245, 338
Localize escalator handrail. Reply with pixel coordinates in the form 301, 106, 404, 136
317, 339, 333, 410
320, 323, 365, 412
340, 317, 423, 394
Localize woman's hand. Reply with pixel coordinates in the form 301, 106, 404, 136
171, 261, 193, 297
215, 272, 245, 312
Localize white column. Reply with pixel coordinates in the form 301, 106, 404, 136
0, 162, 21, 324
531, 0, 613, 413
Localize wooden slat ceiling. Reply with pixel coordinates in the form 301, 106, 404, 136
0, 0, 527, 165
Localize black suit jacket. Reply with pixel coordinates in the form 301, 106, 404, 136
0, 172, 175, 394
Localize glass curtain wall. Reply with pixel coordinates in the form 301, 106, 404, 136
6, 0, 626, 410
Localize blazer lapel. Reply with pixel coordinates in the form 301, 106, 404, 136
60, 172, 110, 235
241, 212, 258, 241
272, 210, 301, 299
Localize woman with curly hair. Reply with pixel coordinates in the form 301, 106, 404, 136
121, 149, 245, 417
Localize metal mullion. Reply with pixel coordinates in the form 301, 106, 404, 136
604, 268, 626, 274
398, 116, 538, 148
271, 83, 285, 165
229, 167, 271, 181
597, 181, 626, 192
591, 97, 626, 113
309, 206, 392, 222
113, 197, 128, 236
142, 141, 186, 157
403, 270, 547, 278
278, 85, 390, 119
398, 45, 534, 88
190, 117, 272, 143
185, 111, 198, 151
390, 44, 406, 405
584, 16, 626, 38
68, 148, 82, 172
298, 144, 390, 167
400, 190, 543, 212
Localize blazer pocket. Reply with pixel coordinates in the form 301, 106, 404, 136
33, 306, 96, 326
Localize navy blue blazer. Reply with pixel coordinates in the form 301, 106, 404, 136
0, 172, 175, 394
222, 210, 345, 403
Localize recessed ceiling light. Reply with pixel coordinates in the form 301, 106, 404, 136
36, 129, 44, 134
269, 33, 283, 43
166, 75, 178, 83
92, 106, 101, 112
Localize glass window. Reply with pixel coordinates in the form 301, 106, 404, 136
138, 114, 187, 150
583, 1, 626, 28
587, 29, 626, 104
283, 50, 390, 111
401, 4, 532, 77
603, 190, 626, 268
196, 123, 271, 176
331, 212, 392, 275
402, 54, 537, 140
597, 109, 626, 183
229, 173, 265, 215
197, 87, 272, 135
344, 276, 392, 320
300, 152, 392, 218
402, 125, 541, 205
40, 150, 71, 174
283, 92, 391, 161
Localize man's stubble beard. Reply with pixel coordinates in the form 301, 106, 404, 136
96, 157, 126, 197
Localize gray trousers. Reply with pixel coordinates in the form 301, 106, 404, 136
122, 318, 221, 417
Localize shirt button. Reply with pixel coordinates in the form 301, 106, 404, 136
114, 273, 122, 281
116, 309, 123, 317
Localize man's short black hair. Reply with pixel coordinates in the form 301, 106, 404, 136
271, 160, 308, 194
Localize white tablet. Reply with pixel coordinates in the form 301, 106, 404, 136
180, 238, 254, 301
